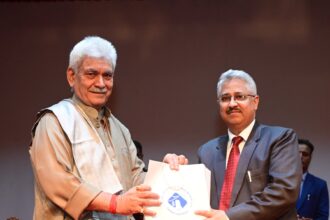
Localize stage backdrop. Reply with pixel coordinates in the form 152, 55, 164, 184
0, 1, 329, 219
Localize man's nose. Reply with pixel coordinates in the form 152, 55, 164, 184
228, 97, 238, 106
95, 75, 105, 87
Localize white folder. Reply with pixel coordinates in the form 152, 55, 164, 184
144, 160, 211, 220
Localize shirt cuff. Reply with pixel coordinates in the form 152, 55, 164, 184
64, 182, 100, 219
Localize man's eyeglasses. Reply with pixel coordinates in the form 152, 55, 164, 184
218, 94, 256, 103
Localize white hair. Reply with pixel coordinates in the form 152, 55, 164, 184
69, 36, 117, 73
217, 69, 257, 98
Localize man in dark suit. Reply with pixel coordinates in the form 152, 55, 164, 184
195, 69, 301, 220
296, 139, 329, 220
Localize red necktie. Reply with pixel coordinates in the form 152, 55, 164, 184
219, 136, 243, 211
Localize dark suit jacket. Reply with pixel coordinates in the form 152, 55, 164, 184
198, 122, 301, 220
296, 173, 329, 220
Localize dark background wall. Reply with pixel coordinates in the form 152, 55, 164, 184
0, 1, 329, 219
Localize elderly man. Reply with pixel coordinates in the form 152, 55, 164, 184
196, 69, 301, 219
29, 36, 187, 220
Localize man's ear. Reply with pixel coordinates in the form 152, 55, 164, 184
67, 68, 75, 87
253, 95, 260, 111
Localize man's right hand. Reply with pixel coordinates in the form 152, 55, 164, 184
162, 153, 189, 170
116, 184, 161, 216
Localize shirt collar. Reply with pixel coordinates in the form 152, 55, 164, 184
302, 172, 307, 182
72, 95, 111, 122
228, 119, 256, 142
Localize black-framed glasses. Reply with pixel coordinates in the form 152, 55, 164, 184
218, 94, 256, 103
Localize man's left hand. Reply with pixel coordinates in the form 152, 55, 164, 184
195, 209, 229, 220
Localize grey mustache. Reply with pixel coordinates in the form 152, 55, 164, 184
89, 88, 107, 93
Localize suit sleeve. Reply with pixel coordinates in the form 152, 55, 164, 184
227, 128, 302, 220
315, 181, 329, 220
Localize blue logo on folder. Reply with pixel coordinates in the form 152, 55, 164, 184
163, 188, 191, 214
168, 192, 187, 208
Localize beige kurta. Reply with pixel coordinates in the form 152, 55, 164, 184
29, 96, 146, 220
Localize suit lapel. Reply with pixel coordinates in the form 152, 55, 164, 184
214, 136, 228, 205
231, 123, 261, 207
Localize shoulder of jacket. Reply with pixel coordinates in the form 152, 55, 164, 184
259, 124, 295, 136
308, 173, 328, 185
